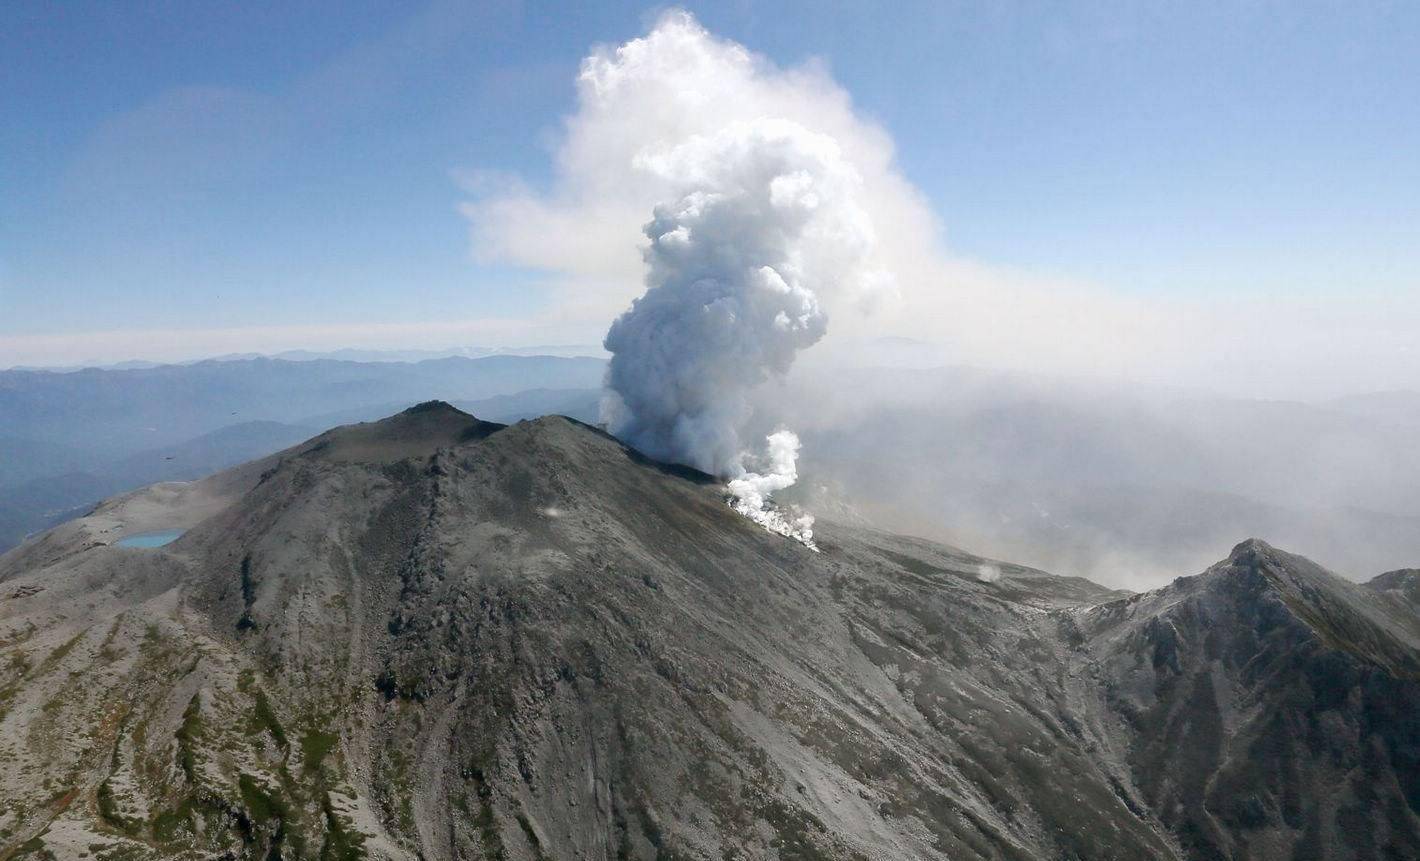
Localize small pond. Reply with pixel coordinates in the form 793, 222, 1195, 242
115, 529, 185, 548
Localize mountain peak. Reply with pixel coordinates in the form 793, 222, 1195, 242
1226, 536, 1277, 563
298, 400, 505, 465
1370, 568, 1420, 589
399, 398, 466, 416
1369, 568, 1420, 611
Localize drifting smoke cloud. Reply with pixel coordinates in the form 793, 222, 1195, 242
467, 10, 912, 347
598, 115, 887, 542
603, 131, 880, 538
465, 9, 1419, 402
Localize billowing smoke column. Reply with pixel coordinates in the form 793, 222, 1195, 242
602, 118, 885, 546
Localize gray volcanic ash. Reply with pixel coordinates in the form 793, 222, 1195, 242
1, 402, 1417, 859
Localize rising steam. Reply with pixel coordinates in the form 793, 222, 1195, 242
599, 95, 886, 544
725, 430, 817, 546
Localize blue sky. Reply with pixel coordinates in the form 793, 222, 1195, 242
2, 1, 1417, 369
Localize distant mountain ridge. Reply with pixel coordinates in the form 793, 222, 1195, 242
0, 355, 607, 553
5, 344, 608, 373
0, 354, 606, 456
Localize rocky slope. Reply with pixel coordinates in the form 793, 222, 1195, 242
1078, 542, 1420, 860
0, 402, 1416, 860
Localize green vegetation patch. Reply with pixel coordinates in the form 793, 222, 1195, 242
150, 796, 198, 843
248, 688, 288, 749
96, 617, 126, 663
97, 780, 142, 836
238, 773, 309, 859
12, 833, 56, 860
39, 628, 87, 673
6, 650, 31, 675
301, 727, 340, 774
237, 555, 257, 632
239, 773, 289, 825
319, 794, 368, 861
176, 693, 202, 782
467, 766, 505, 861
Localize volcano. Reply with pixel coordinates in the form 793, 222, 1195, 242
2, 402, 1418, 860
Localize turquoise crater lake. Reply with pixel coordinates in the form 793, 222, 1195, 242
115, 530, 185, 548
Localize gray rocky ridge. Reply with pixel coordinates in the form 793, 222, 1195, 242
1, 402, 1417, 859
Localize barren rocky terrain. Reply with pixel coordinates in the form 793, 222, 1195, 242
1, 402, 1417, 859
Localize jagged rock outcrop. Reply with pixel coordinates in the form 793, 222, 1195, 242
1370, 568, 1420, 612
1080, 540, 1420, 860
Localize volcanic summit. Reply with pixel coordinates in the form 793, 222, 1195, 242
1, 403, 1418, 860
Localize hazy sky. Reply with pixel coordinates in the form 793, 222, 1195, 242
3, 1, 1417, 386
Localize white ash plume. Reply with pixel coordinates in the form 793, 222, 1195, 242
976, 562, 1002, 584
600, 117, 884, 545
726, 430, 817, 549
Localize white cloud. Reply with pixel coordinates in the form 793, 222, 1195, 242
462, 9, 1417, 399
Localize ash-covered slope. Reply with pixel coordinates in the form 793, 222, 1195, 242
1, 403, 1417, 860
1078, 540, 1420, 860
1370, 568, 1420, 613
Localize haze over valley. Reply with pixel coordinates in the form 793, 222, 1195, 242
5, 353, 1417, 591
